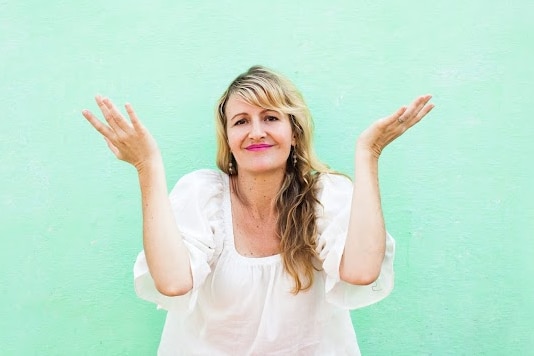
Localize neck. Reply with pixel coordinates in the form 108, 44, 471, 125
231, 169, 285, 217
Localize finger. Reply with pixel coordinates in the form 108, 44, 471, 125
95, 94, 112, 117
404, 102, 435, 130
81, 109, 114, 138
406, 94, 434, 123
125, 103, 143, 131
413, 94, 432, 115
387, 106, 407, 123
103, 97, 133, 133
413, 103, 435, 124
399, 95, 432, 123
403, 95, 430, 119
386, 106, 408, 126
95, 95, 121, 132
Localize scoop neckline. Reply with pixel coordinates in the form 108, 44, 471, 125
222, 173, 282, 264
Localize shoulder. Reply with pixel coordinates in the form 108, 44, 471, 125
316, 172, 353, 196
172, 169, 225, 191
315, 173, 353, 219
176, 169, 225, 184
170, 169, 226, 206
314, 173, 352, 236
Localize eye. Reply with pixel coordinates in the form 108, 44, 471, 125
234, 118, 247, 126
265, 115, 279, 122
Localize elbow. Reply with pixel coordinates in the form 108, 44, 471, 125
155, 281, 193, 297
339, 266, 380, 286
151, 264, 194, 296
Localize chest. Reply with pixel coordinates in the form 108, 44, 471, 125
230, 201, 280, 258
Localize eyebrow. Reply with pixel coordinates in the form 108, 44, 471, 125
230, 109, 277, 122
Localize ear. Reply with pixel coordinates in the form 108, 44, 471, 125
291, 135, 296, 146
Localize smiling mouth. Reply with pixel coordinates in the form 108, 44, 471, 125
246, 144, 273, 151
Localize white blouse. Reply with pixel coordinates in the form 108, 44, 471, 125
134, 169, 395, 355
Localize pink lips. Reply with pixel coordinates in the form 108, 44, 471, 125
246, 144, 273, 151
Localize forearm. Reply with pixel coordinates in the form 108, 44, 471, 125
138, 157, 193, 296
338, 95, 434, 284
340, 148, 386, 285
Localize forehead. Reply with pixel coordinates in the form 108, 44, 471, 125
225, 94, 262, 116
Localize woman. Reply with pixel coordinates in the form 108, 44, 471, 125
82, 65, 434, 355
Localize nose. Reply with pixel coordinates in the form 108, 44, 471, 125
248, 118, 266, 140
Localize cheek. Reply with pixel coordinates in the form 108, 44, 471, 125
226, 131, 241, 152
283, 129, 295, 147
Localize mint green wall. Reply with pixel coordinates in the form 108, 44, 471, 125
1, 1, 532, 354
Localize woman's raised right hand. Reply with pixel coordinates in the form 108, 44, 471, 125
82, 95, 161, 172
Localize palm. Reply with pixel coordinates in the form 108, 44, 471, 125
357, 95, 434, 158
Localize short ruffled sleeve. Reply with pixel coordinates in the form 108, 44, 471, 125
133, 169, 224, 311
315, 173, 395, 310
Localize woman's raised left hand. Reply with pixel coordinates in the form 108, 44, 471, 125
356, 94, 435, 159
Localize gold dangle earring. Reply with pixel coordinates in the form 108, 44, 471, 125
228, 155, 235, 175
292, 147, 297, 166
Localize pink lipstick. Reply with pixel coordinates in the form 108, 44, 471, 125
246, 144, 273, 151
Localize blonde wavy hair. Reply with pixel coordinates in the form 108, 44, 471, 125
215, 65, 332, 293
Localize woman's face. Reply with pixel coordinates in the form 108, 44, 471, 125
225, 94, 295, 176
